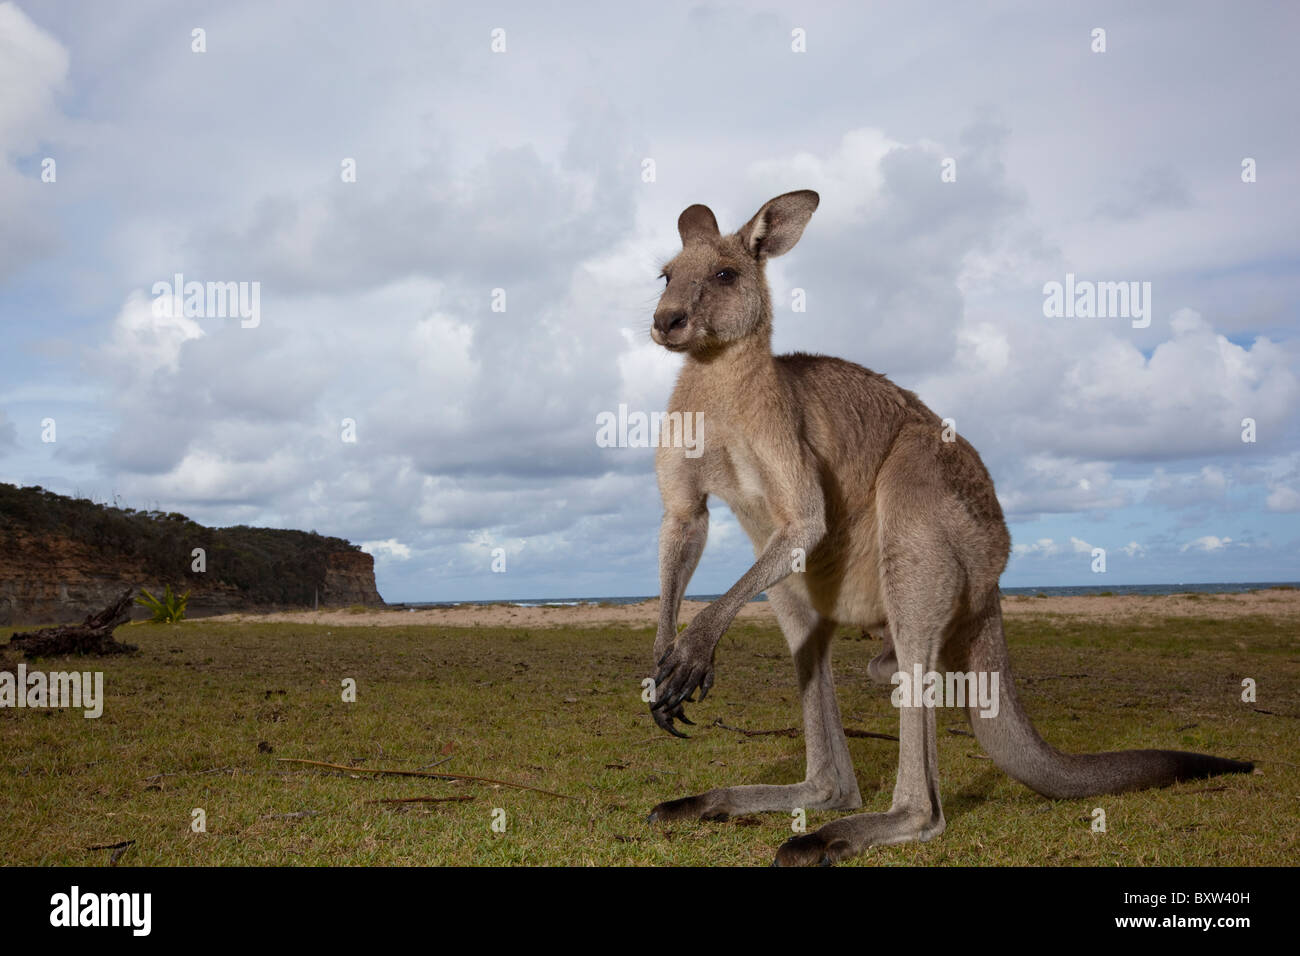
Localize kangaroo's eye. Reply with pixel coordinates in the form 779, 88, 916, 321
714, 269, 737, 283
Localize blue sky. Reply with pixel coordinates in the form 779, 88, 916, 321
1, 1, 1298, 601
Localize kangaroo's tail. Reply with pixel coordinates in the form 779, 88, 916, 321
962, 603, 1251, 799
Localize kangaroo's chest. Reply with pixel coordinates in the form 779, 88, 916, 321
700, 440, 781, 544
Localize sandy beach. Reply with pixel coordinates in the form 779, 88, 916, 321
207, 587, 1300, 629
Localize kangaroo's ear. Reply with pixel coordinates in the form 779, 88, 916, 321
678, 204, 720, 245
738, 190, 819, 258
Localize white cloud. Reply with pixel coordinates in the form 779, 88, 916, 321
996, 456, 1127, 518
0, 2, 67, 150
0, 2, 69, 277
360, 539, 412, 561
1012, 537, 1060, 558
1266, 485, 1300, 513
747, 128, 900, 229
104, 290, 205, 374
1180, 535, 1233, 553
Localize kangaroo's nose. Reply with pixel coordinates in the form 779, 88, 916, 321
654, 309, 688, 334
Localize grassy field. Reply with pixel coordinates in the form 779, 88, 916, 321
2, 608, 1296, 866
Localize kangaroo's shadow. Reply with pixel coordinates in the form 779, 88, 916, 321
943, 767, 1002, 822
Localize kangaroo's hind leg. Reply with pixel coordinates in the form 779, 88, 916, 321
648, 584, 862, 822
776, 462, 959, 864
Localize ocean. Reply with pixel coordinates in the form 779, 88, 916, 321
395, 581, 1299, 609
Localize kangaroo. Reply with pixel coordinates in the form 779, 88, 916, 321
645, 189, 1253, 866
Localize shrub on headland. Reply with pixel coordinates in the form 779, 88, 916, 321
0, 483, 362, 606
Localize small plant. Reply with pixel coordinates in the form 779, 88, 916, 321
135, 585, 190, 623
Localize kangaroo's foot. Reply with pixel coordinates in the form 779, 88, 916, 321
771, 805, 945, 866
649, 780, 862, 824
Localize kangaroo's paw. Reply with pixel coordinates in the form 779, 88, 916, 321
650, 781, 862, 825
772, 807, 944, 866
771, 830, 846, 867
650, 624, 718, 735
648, 793, 730, 824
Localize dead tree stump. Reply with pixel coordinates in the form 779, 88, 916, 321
7, 588, 139, 658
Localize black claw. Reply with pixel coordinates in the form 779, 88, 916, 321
652, 705, 690, 738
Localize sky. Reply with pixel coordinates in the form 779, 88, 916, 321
1, 1, 1298, 602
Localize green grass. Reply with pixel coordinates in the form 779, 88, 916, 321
1, 611, 1295, 866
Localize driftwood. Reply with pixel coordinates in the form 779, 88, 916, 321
7, 588, 138, 658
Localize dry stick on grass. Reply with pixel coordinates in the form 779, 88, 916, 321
844, 729, 900, 741
276, 757, 572, 800
1018, 673, 1090, 684
711, 718, 900, 742
143, 766, 235, 782
415, 755, 455, 772
86, 839, 135, 866
365, 795, 474, 805
711, 718, 799, 738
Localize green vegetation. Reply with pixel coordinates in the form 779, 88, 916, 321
135, 585, 191, 624
0, 483, 361, 605
1, 611, 1293, 866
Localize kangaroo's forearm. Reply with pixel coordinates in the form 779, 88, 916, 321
656, 509, 708, 651
707, 518, 824, 626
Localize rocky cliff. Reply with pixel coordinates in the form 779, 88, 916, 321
319, 550, 385, 608
0, 484, 384, 625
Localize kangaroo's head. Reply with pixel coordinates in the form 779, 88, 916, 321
652, 189, 819, 354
